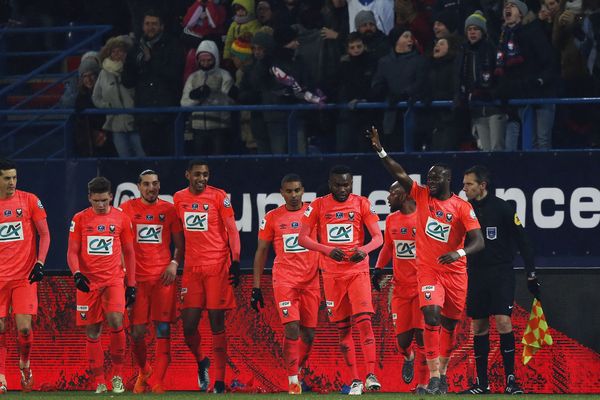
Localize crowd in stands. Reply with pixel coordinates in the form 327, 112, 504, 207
3, 0, 600, 155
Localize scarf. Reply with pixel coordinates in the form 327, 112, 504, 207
233, 14, 254, 25
102, 58, 123, 75
495, 24, 524, 76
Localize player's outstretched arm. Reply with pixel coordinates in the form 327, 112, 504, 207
367, 126, 413, 193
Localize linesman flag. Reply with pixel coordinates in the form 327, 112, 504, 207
521, 298, 553, 365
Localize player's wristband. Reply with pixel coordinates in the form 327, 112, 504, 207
457, 248, 466, 257
377, 148, 388, 158
170, 259, 179, 267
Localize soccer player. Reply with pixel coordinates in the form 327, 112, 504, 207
461, 165, 539, 394
0, 159, 50, 393
67, 177, 136, 394
368, 127, 485, 394
298, 165, 383, 396
174, 160, 241, 394
120, 170, 184, 393
250, 174, 320, 395
372, 181, 428, 394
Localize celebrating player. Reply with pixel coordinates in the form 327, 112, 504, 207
373, 182, 428, 394
174, 160, 241, 393
368, 127, 484, 394
67, 177, 136, 394
121, 170, 183, 393
298, 165, 383, 395
0, 159, 50, 393
250, 174, 320, 395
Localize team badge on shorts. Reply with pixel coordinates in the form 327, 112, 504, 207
282, 309, 289, 317
486, 227, 498, 240
425, 292, 432, 300
80, 313, 87, 320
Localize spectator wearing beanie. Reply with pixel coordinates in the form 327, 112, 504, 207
433, 9, 458, 39
355, 10, 390, 61
347, 0, 394, 34
433, 0, 480, 38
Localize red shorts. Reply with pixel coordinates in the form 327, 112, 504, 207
391, 286, 424, 335
76, 283, 125, 326
181, 262, 235, 310
0, 280, 37, 317
323, 271, 374, 322
130, 279, 177, 325
273, 285, 320, 328
417, 268, 467, 320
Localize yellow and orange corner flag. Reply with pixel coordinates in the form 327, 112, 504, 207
521, 298, 553, 365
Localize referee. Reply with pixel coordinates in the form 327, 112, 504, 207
461, 165, 540, 395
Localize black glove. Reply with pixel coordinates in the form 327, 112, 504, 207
229, 261, 241, 288
74, 272, 90, 293
250, 288, 264, 312
125, 286, 137, 308
527, 272, 541, 300
29, 262, 44, 284
371, 268, 385, 291
189, 85, 211, 101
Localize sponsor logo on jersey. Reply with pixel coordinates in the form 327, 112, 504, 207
70, 220, 75, 232
279, 301, 291, 308
184, 212, 208, 231
394, 240, 416, 259
16, 208, 22, 217
486, 226, 498, 240
327, 224, 353, 243
425, 216, 451, 243
87, 236, 113, 255
421, 285, 435, 292
0, 221, 24, 242
137, 224, 163, 243
304, 206, 313, 217
259, 218, 266, 230
335, 211, 343, 219
283, 233, 308, 253
76, 305, 89, 312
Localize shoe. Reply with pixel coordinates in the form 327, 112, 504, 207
426, 376, 442, 395
440, 374, 449, 394
348, 379, 363, 395
459, 378, 491, 394
213, 380, 225, 394
0, 383, 7, 394
111, 376, 125, 394
365, 373, 381, 391
505, 374, 524, 394
20, 367, 33, 392
402, 357, 415, 384
95, 383, 108, 394
198, 357, 210, 392
289, 382, 302, 395
415, 386, 428, 395
300, 380, 311, 392
133, 366, 152, 394
151, 383, 165, 394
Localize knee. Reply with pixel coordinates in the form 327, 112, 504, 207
155, 322, 170, 338
18, 327, 31, 336
107, 314, 123, 330
284, 322, 300, 340
182, 323, 197, 338
423, 313, 440, 327
495, 317, 513, 334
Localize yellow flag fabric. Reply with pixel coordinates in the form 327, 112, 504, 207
522, 298, 553, 365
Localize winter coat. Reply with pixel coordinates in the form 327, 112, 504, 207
338, 52, 378, 102
223, 0, 262, 60
92, 66, 136, 133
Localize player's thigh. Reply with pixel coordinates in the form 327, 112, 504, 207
181, 270, 206, 310
347, 272, 374, 316
101, 284, 126, 315
204, 263, 236, 310
489, 266, 516, 317
130, 281, 152, 325
466, 271, 492, 319
11, 280, 37, 316
322, 274, 352, 322
439, 272, 468, 320
298, 287, 320, 328
417, 268, 446, 310
273, 285, 301, 324
392, 288, 423, 335
150, 281, 177, 323
76, 289, 104, 326
0, 281, 11, 319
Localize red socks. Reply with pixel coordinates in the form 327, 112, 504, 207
110, 328, 125, 377
337, 322, 359, 380
415, 343, 429, 385
86, 337, 105, 384
283, 337, 300, 376
298, 338, 312, 370
440, 327, 456, 358
423, 324, 441, 360
17, 331, 33, 366
355, 316, 376, 375
213, 331, 226, 382
153, 337, 171, 384
0, 333, 6, 376
184, 330, 204, 363
131, 336, 147, 370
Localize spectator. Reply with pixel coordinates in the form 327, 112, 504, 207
256, 0, 279, 27
122, 9, 185, 156
355, 10, 390, 61
181, 40, 235, 155
278, 0, 301, 26
395, 0, 434, 53
347, 0, 394, 34
181, 0, 227, 49
223, 0, 262, 71
92, 36, 144, 158
458, 10, 507, 151
433, 0, 480, 38
59, 51, 100, 109
433, 9, 459, 40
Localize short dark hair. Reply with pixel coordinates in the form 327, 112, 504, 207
138, 169, 158, 183
88, 176, 112, 194
0, 158, 16, 174
187, 159, 209, 171
329, 164, 352, 177
143, 8, 163, 23
346, 32, 363, 45
464, 165, 491, 186
281, 173, 303, 187
432, 162, 452, 175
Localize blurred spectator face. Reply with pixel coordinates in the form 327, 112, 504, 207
257, 1, 273, 24
543, 0, 560, 15
395, 31, 414, 53
331, 0, 347, 7
143, 16, 163, 40
284, 39, 300, 50
358, 22, 377, 36
433, 38, 449, 58
110, 46, 127, 62
433, 21, 450, 39
285, 0, 298, 9
466, 26, 483, 44
234, 4, 248, 17
504, 2, 523, 26
347, 39, 365, 56
81, 72, 97, 90
197, 52, 216, 70
252, 44, 266, 60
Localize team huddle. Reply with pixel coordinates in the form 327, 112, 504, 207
0, 129, 539, 395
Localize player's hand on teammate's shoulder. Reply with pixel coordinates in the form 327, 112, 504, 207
73, 271, 91, 292
527, 271, 541, 300
329, 248, 346, 262
250, 288, 264, 312
348, 249, 367, 263
229, 261, 241, 288
366, 126, 383, 152
371, 268, 385, 291
438, 251, 460, 264
28, 261, 44, 284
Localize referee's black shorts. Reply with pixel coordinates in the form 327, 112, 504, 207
466, 263, 516, 319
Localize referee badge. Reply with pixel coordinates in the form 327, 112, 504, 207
486, 227, 498, 240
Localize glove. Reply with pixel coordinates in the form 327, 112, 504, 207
527, 272, 541, 299
125, 286, 137, 308
74, 272, 91, 293
189, 85, 211, 101
28, 262, 44, 284
229, 261, 241, 288
250, 288, 264, 312
371, 268, 385, 291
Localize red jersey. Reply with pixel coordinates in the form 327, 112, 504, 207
0, 190, 46, 281
69, 207, 134, 287
301, 193, 379, 275
384, 211, 418, 288
121, 198, 182, 282
173, 186, 234, 268
258, 203, 319, 289
410, 181, 480, 273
